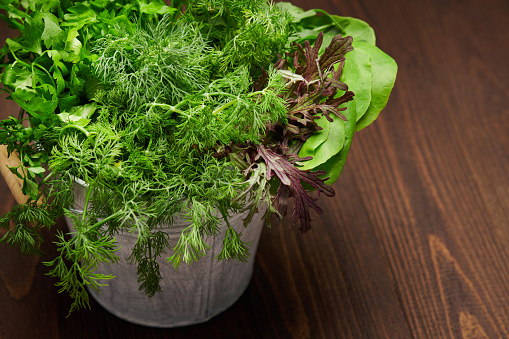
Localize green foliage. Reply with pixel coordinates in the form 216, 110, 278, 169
215, 226, 251, 262
278, 2, 398, 182
0, 217, 45, 255
44, 225, 119, 315
167, 223, 212, 270
218, 3, 294, 72
93, 17, 213, 108
353, 42, 398, 131
315, 99, 357, 185
183, 0, 294, 74
298, 113, 346, 170
127, 231, 170, 296
0, 0, 397, 313
170, 67, 288, 148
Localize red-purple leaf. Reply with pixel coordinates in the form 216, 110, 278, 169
240, 32, 356, 233
273, 32, 355, 139
256, 144, 334, 232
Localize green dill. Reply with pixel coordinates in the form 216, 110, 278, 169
93, 17, 213, 109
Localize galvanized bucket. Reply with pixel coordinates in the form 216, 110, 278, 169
66, 181, 265, 327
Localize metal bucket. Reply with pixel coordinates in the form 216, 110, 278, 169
65, 181, 265, 327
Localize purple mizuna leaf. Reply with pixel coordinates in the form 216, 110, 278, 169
256, 144, 334, 232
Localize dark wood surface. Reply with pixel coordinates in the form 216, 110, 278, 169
1, 0, 508, 338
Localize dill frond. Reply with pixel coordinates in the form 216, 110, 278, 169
93, 16, 213, 109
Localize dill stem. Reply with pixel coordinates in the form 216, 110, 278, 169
145, 103, 193, 119
218, 208, 232, 229
211, 98, 238, 116
204, 92, 238, 99
90, 211, 123, 231
211, 89, 266, 116
81, 186, 93, 224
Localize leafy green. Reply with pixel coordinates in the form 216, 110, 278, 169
255, 145, 335, 232
340, 46, 372, 122
230, 32, 354, 232
45, 226, 119, 315
0, 0, 397, 313
281, 3, 397, 180
92, 17, 213, 108
354, 42, 398, 131
298, 116, 331, 158
277, 3, 375, 46
298, 114, 346, 170
317, 11, 376, 45
316, 99, 357, 185
217, 3, 294, 72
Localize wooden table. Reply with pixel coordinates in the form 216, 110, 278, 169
1, 0, 508, 338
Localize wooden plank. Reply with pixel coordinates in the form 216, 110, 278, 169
55, 285, 261, 339
0, 183, 60, 339
344, 0, 509, 337
251, 164, 412, 338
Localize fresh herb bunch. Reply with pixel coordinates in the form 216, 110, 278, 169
0, 0, 397, 313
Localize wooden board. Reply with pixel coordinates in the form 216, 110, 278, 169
1, 0, 508, 337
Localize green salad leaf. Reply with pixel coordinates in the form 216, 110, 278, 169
298, 113, 346, 170
317, 11, 376, 45
354, 42, 398, 131
316, 99, 357, 185
340, 46, 372, 122
279, 3, 397, 181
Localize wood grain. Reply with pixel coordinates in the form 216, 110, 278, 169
0, 178, 39, 300
251, 165, 412, 338
343, 0, 509, 337
1, 0, 508, 338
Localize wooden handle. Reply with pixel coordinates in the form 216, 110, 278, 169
0, 145, 44, 206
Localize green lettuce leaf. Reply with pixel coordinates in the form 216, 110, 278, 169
316, 99, 357, 185
298, 114, 346, 170
339, 46, 372, 122
354, 42, 397, 131
283, 4, 397, 181
326, 13, 376, 45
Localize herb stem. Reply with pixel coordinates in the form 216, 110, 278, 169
212, 90, 266, 116
89, 211, 123, 231
143, 103, 194, 120
204, 92, 238, 99
81, 185, 93, 224
32, 62, 55, 89
218, 208, 232, 229
10, 51, 31, 69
